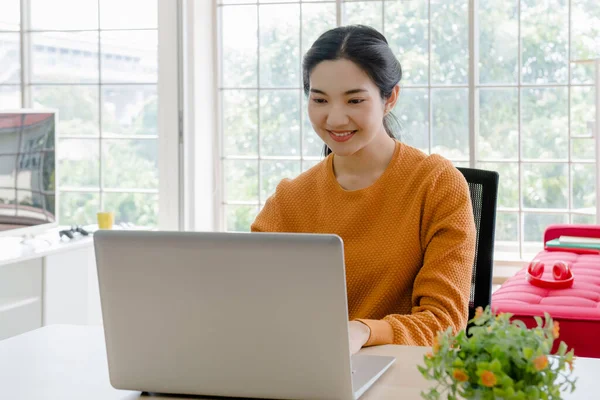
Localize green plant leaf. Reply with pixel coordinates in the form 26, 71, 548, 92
557, 341, 568, 356
417, 307, 576, 399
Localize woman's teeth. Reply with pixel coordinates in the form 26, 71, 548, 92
331, 131, 354, 137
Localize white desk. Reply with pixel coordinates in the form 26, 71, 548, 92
0, 325, 596, 399
0, 234, 93, 267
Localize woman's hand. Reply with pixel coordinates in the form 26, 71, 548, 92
348, 320, 371, 355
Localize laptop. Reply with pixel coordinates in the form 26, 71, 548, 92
94, 230, 395, 400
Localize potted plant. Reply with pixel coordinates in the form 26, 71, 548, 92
418, 306, 577, 400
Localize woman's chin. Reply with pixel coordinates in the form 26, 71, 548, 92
327, 142, 359, 157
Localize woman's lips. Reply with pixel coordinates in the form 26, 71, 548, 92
328, 130, 357, 142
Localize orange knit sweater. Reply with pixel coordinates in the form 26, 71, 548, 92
251, 141, 476, 347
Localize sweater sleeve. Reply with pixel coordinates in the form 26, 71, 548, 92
357, 163, 476, 346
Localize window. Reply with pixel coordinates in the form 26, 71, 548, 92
218, 0, 600, 260
0, 0, 177, 229
477, 0, 599, 259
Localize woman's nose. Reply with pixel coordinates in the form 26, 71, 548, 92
326, 106, 349, 126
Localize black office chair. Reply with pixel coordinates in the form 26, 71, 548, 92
456, 167, 499, 321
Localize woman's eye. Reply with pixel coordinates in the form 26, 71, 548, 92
349, 99, 364, 104
312, 98, 327, 104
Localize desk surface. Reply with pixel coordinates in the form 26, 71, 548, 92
0, 325, 596, 399
0, 233, 93, 267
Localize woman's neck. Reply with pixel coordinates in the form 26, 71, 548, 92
332, 132, 397, 180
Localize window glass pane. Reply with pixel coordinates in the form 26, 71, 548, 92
59, 191, 99, 226
521, 88, 568, 160
478, 89, 518, 160
221, 5, 257, 88
259, 5, 300, 88
342, 1, 383, 32
30, 0, 98, 30
0, 85, 21, 108
225, 205, 259, 232
260, 90, 300, 157
14, 190, 55, 222
521, 0, 568, 84
0, 155, 16, 187
495, 212, 519, 242
522, 163, 568, 209
479, 0, 518, 84
100, 0, 158, 30
572, 163, 596, 211
261, 160, 301, 202
572, 213, 596, 224
571, 61, 597, 86
431, 0, 468, 84
432, 89, 468, 160
0, 187, 16, 215
394, 88, 428, 153
302, 94, 322, 157
494, 212, 520, 261
58, 139, 99, 188
32, 85, 100, 136
385, 0, 428, 85
0, 33, 20, 84
30, 32, 99, 84
103, 192, 158, 227
302, 3, 336, 57
524, 213, 568, 242
302, 159, 320, 172
571, 138, 595, 161
477, 162, 518, 209
570, 86, 595, 138
224, 160, 258, 202
15, 190, 50, 219
102, 139, 158, 189
571, 0, 600, 84
0, 1, 20, 31
223, 90, 258, 157
100, 30, 157, 84
101, 85, 157, 136
494, 220, 520, 260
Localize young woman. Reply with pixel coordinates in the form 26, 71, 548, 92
251, 25, 476, 354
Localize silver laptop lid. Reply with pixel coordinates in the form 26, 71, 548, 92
94, 230, 355, 400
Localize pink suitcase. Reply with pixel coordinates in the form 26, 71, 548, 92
492, 225, 600, 358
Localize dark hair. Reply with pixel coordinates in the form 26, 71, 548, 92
302, 25, 403, 157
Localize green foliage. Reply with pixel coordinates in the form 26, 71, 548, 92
418, 307, 577, 400
60, 192, 99, 226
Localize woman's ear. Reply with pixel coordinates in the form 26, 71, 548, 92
384, 85, 400, 115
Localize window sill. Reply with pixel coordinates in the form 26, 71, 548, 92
492, 259, 528, 285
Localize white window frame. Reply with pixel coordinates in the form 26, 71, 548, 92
158, 0, 183, 230
180, 0, 219, 232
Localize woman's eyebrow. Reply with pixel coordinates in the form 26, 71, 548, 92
309, 88, 368, 95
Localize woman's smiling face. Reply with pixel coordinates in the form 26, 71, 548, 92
307, 59, 390, 157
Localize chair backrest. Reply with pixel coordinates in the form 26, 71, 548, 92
456, 167, 499, 321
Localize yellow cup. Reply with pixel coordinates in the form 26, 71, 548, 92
97, 211, 115, 229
